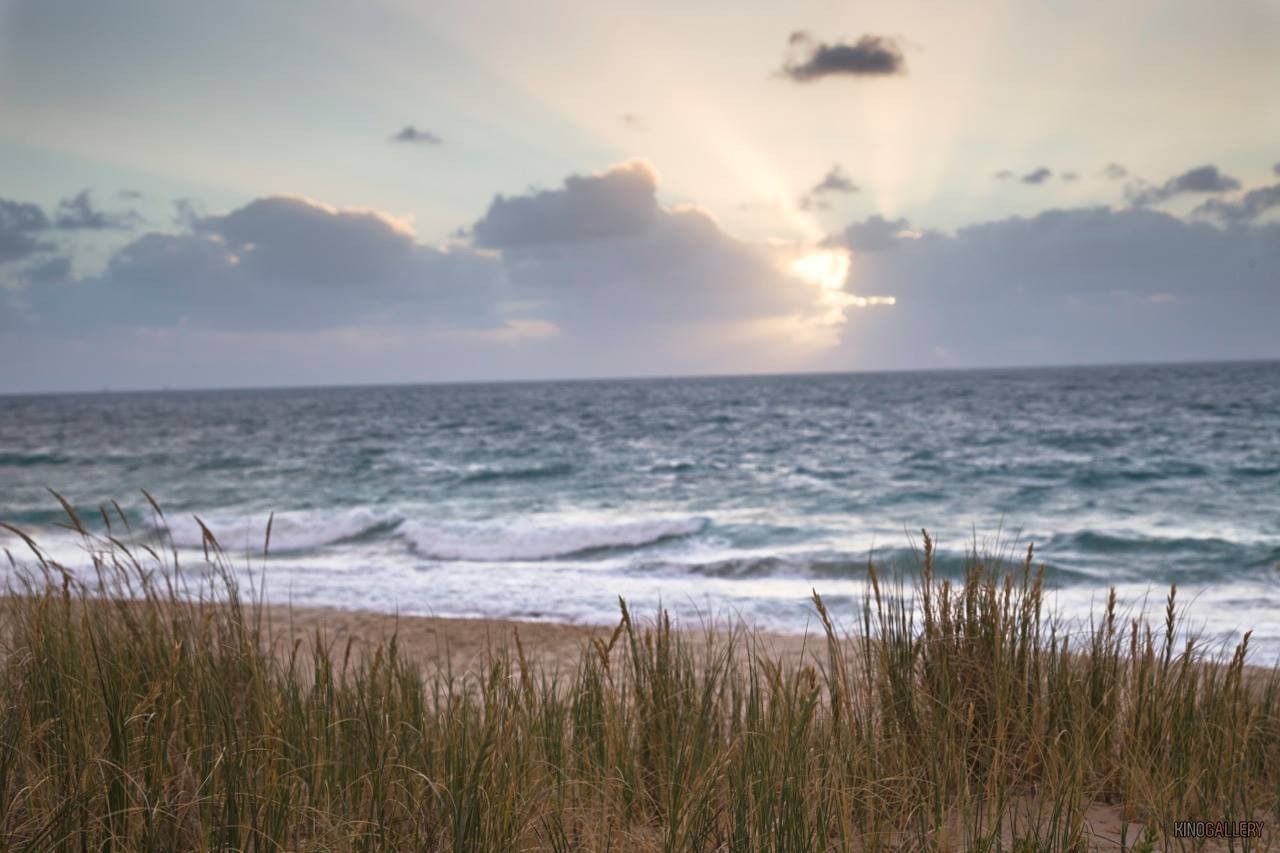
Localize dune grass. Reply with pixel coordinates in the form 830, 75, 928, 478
0, 496, 1277, 850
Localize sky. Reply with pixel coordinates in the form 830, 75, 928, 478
1, 0, 1278, 392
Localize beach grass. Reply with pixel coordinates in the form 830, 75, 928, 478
1, 497, 1277, 850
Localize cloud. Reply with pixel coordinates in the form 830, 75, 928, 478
196, 196, 419, 287
8, 161, 1279, 391
1021, 167, 1053, 185
799, 165, 859, 211
1193, 182, 1280, 224
1274, 162, 1280, 177
621, 113, 644, 131
9, 163, 856, 385
1102, 163, 1128, 180
822, 205, 1280, 370
1127, 165, 1242, 206
781, 33, 905, 81
0, 198, 52, 263
468, 160, 837, 336
487, 206, 817, 332
1164, 165, 1241, 193
1060, 171, 1080, 182
811, 165, 858, 196
993, 168, 1054, 185
829, 215, 923, 253
18, 195, 504, 333
21, 255, 72, 286
54, 190, 140, 230
471, 159, 661, 248
390, 126, 442, 145
173, 198, 205, 228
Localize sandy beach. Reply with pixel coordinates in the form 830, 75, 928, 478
256, 603, 822, 675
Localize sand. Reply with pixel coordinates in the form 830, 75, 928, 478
257, 603, 822, 675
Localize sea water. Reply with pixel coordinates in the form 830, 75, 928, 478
2, 361, 1278, 655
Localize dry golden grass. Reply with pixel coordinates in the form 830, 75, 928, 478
1, 496, 1276, 850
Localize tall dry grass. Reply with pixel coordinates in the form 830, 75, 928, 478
0, 495, 1276, 850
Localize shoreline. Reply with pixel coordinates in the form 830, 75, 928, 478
254, 602, 828, 675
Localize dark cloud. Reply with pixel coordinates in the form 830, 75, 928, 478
1274, 162, 1280, 177
116, 189, 145, 200
197, 197, 419, 287
1165, 165, 1241, 193
1102, 163, 1128, 180
469, 160, 823, 330
4, 165, 847, 387
390, 126, 442, 145
994, 168, 1055, 185
15, 163, 826, 348
1021, 167, 1053, 185
22, 255, 72, 285
781, 33, 905, 81
1060, 171, 1080, 182
19, 196, 503, 333
811, 165, 858, 195
472, 160, 662, 249
829, 215, 926, 253
55, 190, 139, 230
1127, 165, 1242, 206
799, 165, 859, 211
173, 198, 205, 229
1193, 183, 1280, 225
8, 160, 1280, 390
0, 198, 52, 263
827, 206, 1280, 369
486, 212, 820, 339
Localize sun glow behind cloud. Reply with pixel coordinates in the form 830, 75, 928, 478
790, 248, 850, 294
779, 247, 895, 347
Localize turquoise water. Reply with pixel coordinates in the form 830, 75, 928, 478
3, 361, 1279, 653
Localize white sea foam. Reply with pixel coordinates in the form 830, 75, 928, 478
164, 507, 401, 552
400, 514, 708, 561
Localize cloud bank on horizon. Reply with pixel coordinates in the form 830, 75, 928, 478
1, 0, 1278, 391
3, 153, 1278, 391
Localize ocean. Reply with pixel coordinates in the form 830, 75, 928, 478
3, 360, 1279, 655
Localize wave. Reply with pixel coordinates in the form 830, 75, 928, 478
1044, 530, 1280, 574
1232, 465, 1280, 478
192, 456, 261, 472
1070, 463, 1209, 487
646, 548, 1096, 584
675, 554, 864, 579
458, 462, 574, 485
1047, 529, 1243, 556
164, 507, 402, 552
792, 465, 850, 482
0, 451, 72, 467
401, 515, 708, 561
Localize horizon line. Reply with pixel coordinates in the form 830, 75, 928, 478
2, 354, 1277, 399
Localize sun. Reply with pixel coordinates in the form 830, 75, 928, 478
790, 249, 851, 292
